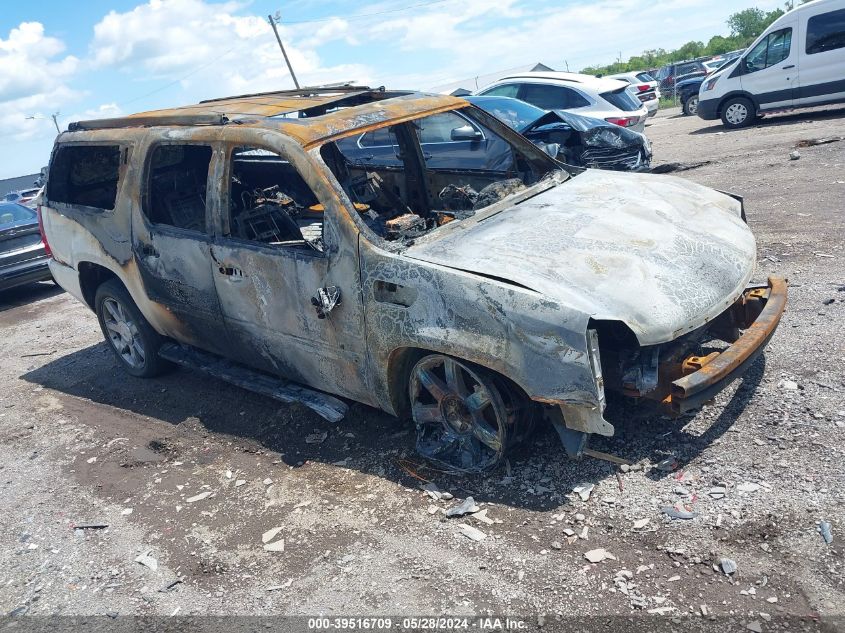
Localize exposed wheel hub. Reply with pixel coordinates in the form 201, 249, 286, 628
441, 394, 472, 433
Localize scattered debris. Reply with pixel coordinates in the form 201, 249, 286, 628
263, 539, 285, 553
235, 480, 246, 487
818, 521, 833, 544
262, 478, 273, 485
746, 621, 763, 633
737, 482, 761, 494
700, 604, 709, 617
262, 527, 283, 544
471, 509, 496, 525
186, 491, 212, 503
632, 518, 650, 530
663, 503, 698, 520
134, 550, 158, 571
778, 379, 799, 391
159, 579, 182, 593
789, 150, 801, 160
445, 497, 480, 517
73, 522, 109, 530
86, 456, 97, 464
458, 523, 487, 542
267, 579, 293, 591
650, 160, 711, 174
654, 455, 679, 472
796, 136, 843, 147
584, 548, 615, 563
708, 486, 727, 499
121, 508, 133, 516
720, 558, 738, 575
573, 482, 594, 501
305, 431, 328, 444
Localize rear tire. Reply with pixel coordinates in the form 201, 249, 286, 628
95, 279, 169, 378
720, 96, 756, 129
682, 94, 699, 116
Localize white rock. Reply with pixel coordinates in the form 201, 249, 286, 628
263, 478, 273, 485
458, 524, 487, 541
262, 527, 283, 544
134, 550, 158, 571
263, 539, 285, 552
86, 457, 97, 464
121, 508, 133, 516
633, 518, 650, 530
584, 548, 615, 563
573, 483, 594, 501
186, 491, 212, 503
737, 482, 761, 494
235, 480, 246, 487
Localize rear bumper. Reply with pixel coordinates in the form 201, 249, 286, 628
668, 277, 787, 413
48, 259, 85, 305
697, 97, 721, 120
0, 258, 51, 291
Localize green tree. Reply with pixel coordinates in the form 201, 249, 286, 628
727, 7, 784, 42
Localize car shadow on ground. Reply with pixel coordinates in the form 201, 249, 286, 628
689, 105, 845, 135
21, 341, 764, 511
0, 282, 63, 314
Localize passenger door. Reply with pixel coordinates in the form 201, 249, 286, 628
208, 140, 371, 403
797, 5, 845, 106
740, 25, 797, 109
133, 141, 230, 354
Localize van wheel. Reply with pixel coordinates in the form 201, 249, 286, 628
683, 94, 699, 116
720, 97, 756, 128
95, 279, 169, 378
408, 354, 534, 473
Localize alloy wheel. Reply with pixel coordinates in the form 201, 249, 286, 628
102, 297, 146, 369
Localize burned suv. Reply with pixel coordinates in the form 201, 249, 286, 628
40, 86, 786, 473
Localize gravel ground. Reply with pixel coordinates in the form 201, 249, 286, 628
0, 105, 843, 628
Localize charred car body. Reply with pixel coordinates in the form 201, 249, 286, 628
40, 87, 786, 473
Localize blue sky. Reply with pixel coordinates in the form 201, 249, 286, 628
1, 0, 781, 179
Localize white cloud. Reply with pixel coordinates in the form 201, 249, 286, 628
0, 22, 81, 142
89, 0, 373, 103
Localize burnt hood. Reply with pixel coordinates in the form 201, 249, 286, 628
404, 169, 757, 346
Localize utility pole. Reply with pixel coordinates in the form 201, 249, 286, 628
26, 112, 61, 134
267, 12, 300, 90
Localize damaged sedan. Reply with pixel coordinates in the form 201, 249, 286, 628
465, 95, 652, 171
39, 86, 786, 473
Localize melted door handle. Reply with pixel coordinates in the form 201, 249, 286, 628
217, 264, 244, 280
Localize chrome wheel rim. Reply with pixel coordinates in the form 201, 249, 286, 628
102, 297, 145, 369
688, 96, 698, 115
410, 355, 510, 473
725, 102, 747, 125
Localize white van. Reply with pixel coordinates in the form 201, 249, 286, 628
697, 0, 845, 128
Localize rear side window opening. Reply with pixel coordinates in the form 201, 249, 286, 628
47, 145, 121, 211
143, 144, 212, 232
600, 88, 642, 112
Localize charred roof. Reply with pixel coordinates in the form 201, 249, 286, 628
67, 86, 468, 148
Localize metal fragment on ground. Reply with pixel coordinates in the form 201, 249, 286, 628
818, 521, 833, 544
662, 503, 698, 520
720, 558, 738, 575
445, 497, 480, 517
263, 539, 285, 552
262, 527, 283, 544
186, 491, 212, 503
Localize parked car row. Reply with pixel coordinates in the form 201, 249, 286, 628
0, 201, 52, 292
3, 187, 42, 208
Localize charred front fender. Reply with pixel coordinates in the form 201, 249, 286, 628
359, 242, 607, 428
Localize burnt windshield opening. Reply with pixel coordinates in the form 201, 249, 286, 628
319, 106, 557, 244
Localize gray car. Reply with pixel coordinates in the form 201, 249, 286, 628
40, 87, 786, 473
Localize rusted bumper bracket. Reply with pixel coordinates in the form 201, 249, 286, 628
668, 277, 787, 414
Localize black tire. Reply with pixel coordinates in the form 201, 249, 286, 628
94, 279, 169, 378
682, 94, 699, 116
720, 96, 757, 129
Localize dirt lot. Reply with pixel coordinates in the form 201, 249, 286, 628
1, 106, 843, 628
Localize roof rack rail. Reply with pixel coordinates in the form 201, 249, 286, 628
68, 113, 229, 132
199, 85, 380, 104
